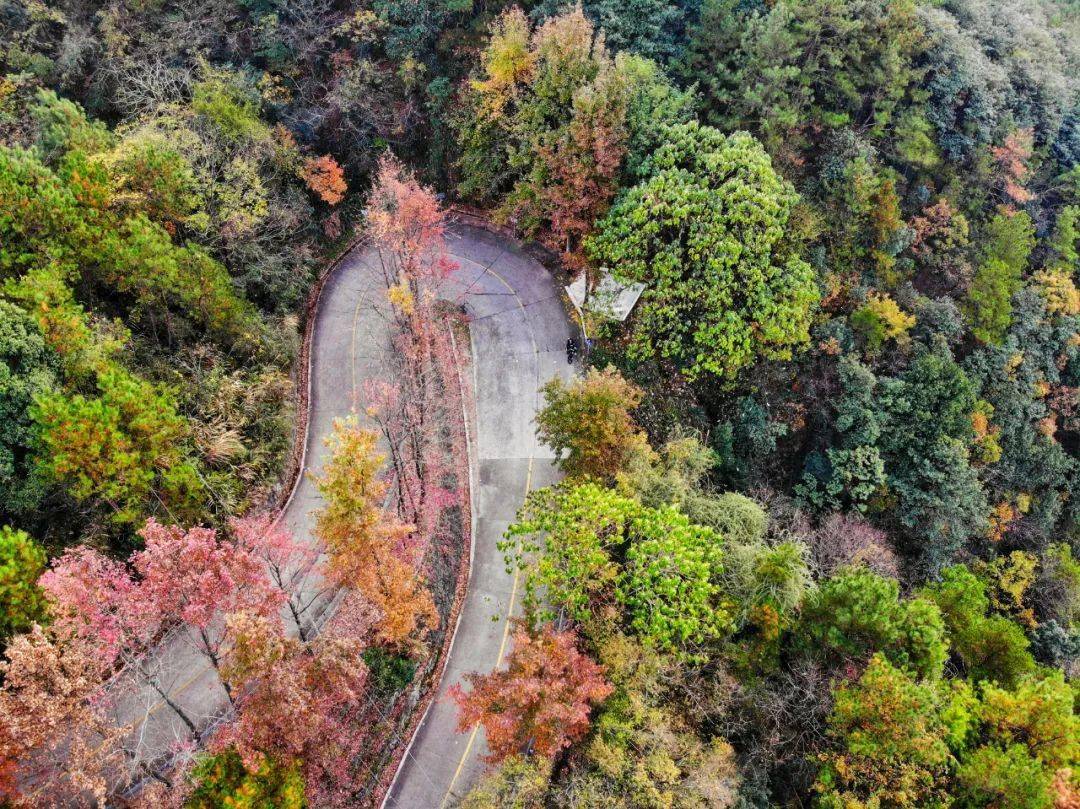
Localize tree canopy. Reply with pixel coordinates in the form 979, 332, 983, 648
587, 122, 819, 381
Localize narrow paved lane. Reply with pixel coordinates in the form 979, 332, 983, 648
106, 223, 571, 806
384, 225, 572, 808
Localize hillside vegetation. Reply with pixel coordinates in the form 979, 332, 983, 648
1, 0, 1079, 805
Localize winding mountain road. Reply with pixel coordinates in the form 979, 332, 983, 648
383, 224, 572, 808
106, 222, 572, 807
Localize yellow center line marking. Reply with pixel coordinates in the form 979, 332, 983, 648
437, 252, 540, 809
439, 458, 532, 809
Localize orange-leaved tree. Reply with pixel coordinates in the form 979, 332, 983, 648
301, 155, 347, 205
313, 416, 436, 645
450, 622, 612, 762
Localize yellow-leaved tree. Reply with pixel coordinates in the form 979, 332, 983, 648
313, 416, 436, 645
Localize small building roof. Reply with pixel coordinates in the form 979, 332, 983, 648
564, 269, 645, 323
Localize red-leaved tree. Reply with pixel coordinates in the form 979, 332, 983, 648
231, 513, 326, 641
10, 510, 393, 804
132, 519, 285, 700
38, 545, 144, 667
36, 518, 287, 753
366, 153, 457, 299
450, 623, 612, 763
214, 613, 369, 806
364, 156, 467, 610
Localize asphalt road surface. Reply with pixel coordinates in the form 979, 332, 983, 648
383, 225, 573, 808
106, 223, 572, 807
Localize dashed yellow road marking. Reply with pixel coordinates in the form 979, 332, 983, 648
437, 254, 541, 809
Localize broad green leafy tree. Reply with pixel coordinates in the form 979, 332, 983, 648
505, 483, 732, 653
587, 121, 818, 381
618, 505, 730, 653
503, 482, 638, 623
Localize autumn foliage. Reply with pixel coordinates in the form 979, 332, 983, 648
361, 156, 468, 645
39, 519, 282, 678
3, 507, 407, 804
0, 625, 123, 805
364, 157, 463, 540
992, 128, 1035, 208
135, 519, 283, 634
215, 620, 369, 797
536, 367, 648, 481
301, 154, 347, 205
451, 623, 612, 763
366, 154, 457, 291
314, 417, 436, 646
455, 6, 689, 266
230, 513, 323, 641
0, 152, 469, 809
7, 0, 1080, 806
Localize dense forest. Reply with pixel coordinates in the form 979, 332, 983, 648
1, 0, 1080, 804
